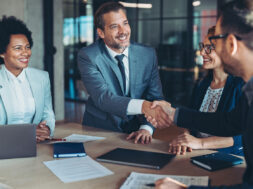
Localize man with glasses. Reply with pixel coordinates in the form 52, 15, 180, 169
146, 0, 253, 188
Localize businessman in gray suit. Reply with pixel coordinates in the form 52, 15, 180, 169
78, 2, 165, 144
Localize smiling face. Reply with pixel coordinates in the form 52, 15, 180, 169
0, 34, 31, 76
200, 34, 223, 70
97, 9, 131, 53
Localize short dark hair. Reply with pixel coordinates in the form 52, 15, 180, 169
0, 16, 33, 64
94, 2, 127, 30
219, 0, 253, 50
207, 26, 216, 36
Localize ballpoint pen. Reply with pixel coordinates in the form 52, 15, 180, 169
50, 138, 67, 141
146, 183, 155, 187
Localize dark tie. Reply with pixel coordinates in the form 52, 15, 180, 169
115, 54, 126, 93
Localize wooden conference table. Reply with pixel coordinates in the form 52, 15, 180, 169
0, 123, 246, 189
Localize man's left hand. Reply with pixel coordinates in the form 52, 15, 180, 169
126, 129, 152, 144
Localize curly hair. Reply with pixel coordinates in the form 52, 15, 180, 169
0, 16, 33, 64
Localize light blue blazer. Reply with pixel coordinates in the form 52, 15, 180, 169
0, 65, 55, 135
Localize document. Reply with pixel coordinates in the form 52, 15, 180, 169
64, 134, 105, 143
48, 134, 105, 144
120, 172, 209, 189
44, 156, 113, 183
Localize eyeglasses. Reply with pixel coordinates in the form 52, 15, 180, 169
209, 33, 242, 46
199, 42, 215, 54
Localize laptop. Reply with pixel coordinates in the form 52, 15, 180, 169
0, 124, 37, 159
96, 148, 175, 170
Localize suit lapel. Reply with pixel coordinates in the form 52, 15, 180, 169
0, 66, 13, 120
216, 75, 232, 112
25, 68, 41, 123
98, 40, 125, 94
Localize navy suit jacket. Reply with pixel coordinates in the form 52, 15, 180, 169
178, 77, 253, 189
78, 39, 163, 133
189, 74, 245, 155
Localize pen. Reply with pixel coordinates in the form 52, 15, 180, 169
50, 138, 66, 141
146, 183, 155, 187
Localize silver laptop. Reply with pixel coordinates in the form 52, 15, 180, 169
0, 124, 36, 159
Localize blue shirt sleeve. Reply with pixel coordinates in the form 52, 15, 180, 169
217, 135, 243, 156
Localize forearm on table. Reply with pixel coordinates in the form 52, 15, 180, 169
200, 136, 234, 149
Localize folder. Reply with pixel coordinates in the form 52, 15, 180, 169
53, 142, 86, 158
96, 148, 175, 169
191, 152, 243, 171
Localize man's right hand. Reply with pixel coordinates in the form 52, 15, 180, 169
144, 100, 175, 129
142, 101, 170, 128
142, 100, 155, 117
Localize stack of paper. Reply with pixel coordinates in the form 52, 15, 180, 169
64, 134, 105, 143
44, 156, 113, 183
120, 172, 209, 189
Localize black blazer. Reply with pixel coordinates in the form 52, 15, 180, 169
189, 74, 245, 156
178, 77, 253, 188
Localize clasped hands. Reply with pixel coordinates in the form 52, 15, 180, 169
142, 100, 175, 129
126, 100, 174, 144
36, 120, 50, 142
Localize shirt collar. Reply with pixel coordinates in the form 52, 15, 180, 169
105, 45, 129, 63
3, 65, 26, 83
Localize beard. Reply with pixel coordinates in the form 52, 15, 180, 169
223, 61, 238, 76
106, 33, 130, 50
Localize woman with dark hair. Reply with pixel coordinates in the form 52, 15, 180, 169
168, 26, 244, 156
0, 16, 55, 142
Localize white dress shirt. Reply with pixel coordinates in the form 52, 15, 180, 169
3, 66, 35, 124
105, 45, 153, 135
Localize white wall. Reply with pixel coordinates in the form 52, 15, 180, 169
0, 0, 25, 20
24, 0, 44, 70
53, 0, 65, 121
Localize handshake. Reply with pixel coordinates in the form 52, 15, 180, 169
142, 100, 175, 128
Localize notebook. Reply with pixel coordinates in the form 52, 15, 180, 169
53, 142, 86, 158
96, 148, 175, 170
0, 124, 36, 159
191, 152, 244, 171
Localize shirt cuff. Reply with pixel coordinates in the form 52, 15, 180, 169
127, 99, 144, 115
139, 125, 154, 135
173, 108, 180, 125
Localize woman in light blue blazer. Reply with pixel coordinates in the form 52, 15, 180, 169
0, 16, 55, 142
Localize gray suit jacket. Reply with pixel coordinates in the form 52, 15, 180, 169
78, 39, 163, 133
0, 65, 55, 135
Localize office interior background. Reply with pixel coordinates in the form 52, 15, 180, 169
0, 0, 232, 123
